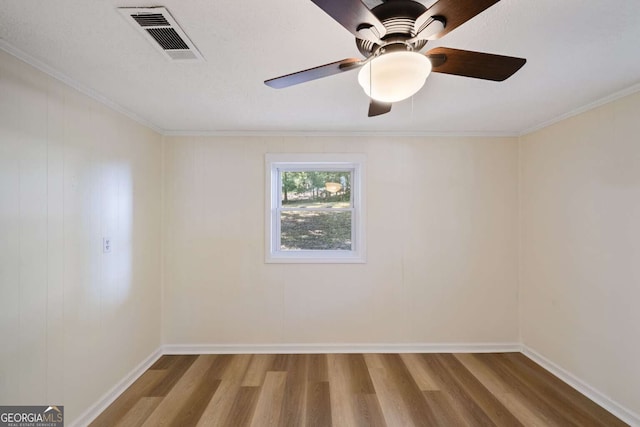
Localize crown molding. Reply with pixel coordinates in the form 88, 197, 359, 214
161, 130, 519, 138
0, 39, 165, 135
519, 81, 640, 136
3, 37, 638, 139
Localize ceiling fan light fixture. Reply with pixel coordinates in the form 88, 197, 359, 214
358, 51, 432, 103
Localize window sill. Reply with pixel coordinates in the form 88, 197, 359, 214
265, 252, 366, 264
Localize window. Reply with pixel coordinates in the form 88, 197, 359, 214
265, 154, 366, 263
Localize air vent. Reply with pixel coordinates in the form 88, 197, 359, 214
118, 7, 204, 61
146, 28, 189, 50
132, 14, 169, 27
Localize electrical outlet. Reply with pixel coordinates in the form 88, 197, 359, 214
103, 237, 112, 253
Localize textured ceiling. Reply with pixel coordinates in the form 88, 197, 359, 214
1, 0, 639, 134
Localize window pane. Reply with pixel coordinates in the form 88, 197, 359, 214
280, 210, 352, 250
281, 171, 351, 208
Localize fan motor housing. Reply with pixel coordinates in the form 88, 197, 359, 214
356, 0, 428, 56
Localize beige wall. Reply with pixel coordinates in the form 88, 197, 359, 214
4, 38, 639, 423
162, 135, 520, 345
0, 50, 162, 422
520, 91, 640, 415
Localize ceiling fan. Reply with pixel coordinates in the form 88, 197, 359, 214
264, 0, 526, 117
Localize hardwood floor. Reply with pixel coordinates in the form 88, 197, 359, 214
90, 353, 627, 427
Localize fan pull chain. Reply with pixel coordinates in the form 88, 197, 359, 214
369, 56, 373, 101
411, 95, 414, 119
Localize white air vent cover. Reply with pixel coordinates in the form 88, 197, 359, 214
118, 7, 204, 61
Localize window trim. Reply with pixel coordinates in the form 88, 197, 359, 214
265, 153, 366, 264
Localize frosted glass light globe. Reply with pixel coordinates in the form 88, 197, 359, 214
358, 51, 432, 103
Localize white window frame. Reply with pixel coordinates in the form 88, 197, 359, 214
265, 153, 366, 263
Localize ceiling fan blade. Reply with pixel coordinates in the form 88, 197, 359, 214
368, 100, 392, 117
310, 0, 386, 42
415, 0, 499, 40
265, 58, 363, 89
426, 47, 526, 81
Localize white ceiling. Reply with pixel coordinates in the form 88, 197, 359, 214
1, 0, 639, 134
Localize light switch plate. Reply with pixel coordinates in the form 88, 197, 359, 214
103, 237, 112, 253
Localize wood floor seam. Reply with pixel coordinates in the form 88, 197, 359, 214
90, 353, 629, 427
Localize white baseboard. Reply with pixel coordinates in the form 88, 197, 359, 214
522, 345, 640, 427
162, 342, 522, 355
70, 343, 639, 427
68, 347, 163, 427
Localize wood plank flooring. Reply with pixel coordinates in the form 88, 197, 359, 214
90, 353, 627, 427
